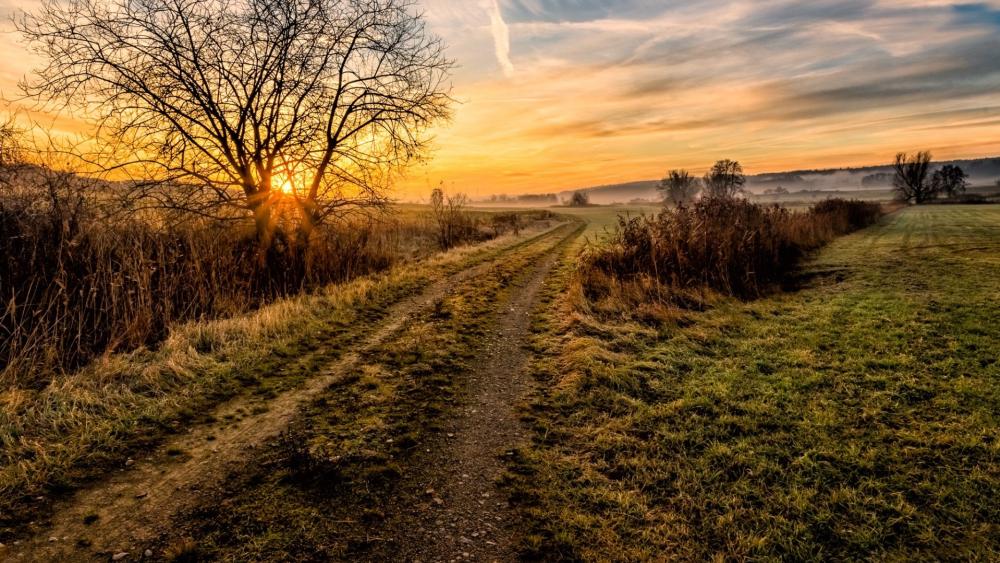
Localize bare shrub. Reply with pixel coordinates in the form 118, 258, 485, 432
491, 212, 524, 237
430, 187, 481, 250
0, 117, 23, 169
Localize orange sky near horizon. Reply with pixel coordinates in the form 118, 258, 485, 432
2, 0, 1000, 199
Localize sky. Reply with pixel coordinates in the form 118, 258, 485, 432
3, 0, 1000, 197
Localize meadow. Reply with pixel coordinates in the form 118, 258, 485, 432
510, 205, 1000, 560
749, 183, 1000, 207
3, 0, 997, 558
3, 179, 998, 561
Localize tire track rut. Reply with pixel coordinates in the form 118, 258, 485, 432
358, 221, 583, 562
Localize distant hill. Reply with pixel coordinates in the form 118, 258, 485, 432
552, 157, 1000, 204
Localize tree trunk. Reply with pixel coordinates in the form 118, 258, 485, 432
248, 189, 276, 267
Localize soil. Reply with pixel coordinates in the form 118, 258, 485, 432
357, 224, 577, 563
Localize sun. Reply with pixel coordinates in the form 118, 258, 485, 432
278, 178, 295, 194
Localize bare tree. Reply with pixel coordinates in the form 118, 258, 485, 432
0, 115, 23, 169
18, 0, 453, 246
657, 169, 700, 206
892, 151, 935, 203
569, 191, 590, 207
931, 164, 969, 199
703, 159, 745, 199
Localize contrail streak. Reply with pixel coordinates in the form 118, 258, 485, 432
486, 0, 514, 77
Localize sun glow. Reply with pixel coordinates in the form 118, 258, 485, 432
278, 178, 295, 195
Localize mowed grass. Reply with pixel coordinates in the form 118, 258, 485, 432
511, 205, 1000, 560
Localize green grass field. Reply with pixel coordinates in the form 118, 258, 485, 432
554, 205, 660, 245
512, 205, 1000, 560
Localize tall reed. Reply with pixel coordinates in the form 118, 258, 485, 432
579, 198, 883, 312
1, 170, 541, 387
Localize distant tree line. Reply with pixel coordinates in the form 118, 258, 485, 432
568, 191, 590, 207
486, 193, 558, 204
861, 172, 893, 188
656, 153, 974, 207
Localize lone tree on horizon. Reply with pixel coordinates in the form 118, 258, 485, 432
658, 170, 701, 206
703, 159, 746, 199
17, 0, 453, 247
569, 191, 590, 206
892, 151, 935, 203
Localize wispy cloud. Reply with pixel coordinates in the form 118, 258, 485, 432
5, 0, 999, 195
398, 0, 1000, 196
486, 0, 515, 77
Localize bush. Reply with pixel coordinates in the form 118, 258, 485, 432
490, 212, 523, 236
810, 198, 884, 231
430, 188, 484, 249
579, 198, 883, 309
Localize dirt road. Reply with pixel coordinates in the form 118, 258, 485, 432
8, 221, 580, 562
357, 221, 580, 563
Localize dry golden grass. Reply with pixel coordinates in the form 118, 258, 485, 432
0, 169, 545, 389
0, 193, 558, 534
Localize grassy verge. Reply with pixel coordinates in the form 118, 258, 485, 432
0, 218, 563, 540
509, 205, 1000, 560
145, 222, 582, 561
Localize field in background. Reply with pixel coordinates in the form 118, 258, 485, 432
750, 183, 1000, 206
4, 186, 998, 558
511, 205, 1000, 560
474, 204, 670, 234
